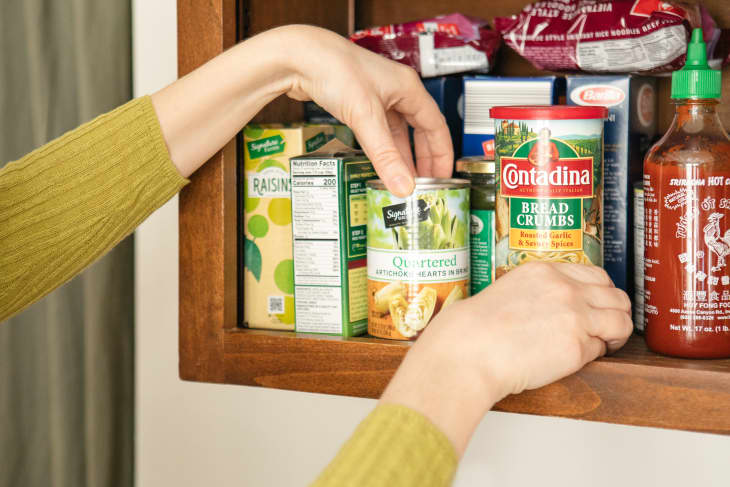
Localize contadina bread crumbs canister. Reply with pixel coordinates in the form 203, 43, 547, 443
367, 178, 470, 340
490, 105, 607, 277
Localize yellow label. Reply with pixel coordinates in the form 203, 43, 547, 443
509, 228, 583, 251
348, 267, 368, 322
349, 194, 367, 227
243, 125, 334, 330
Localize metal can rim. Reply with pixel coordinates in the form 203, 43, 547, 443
455, 158, 496, 174
367, 177, 470, 190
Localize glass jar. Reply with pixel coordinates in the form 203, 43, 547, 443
456, 156, 496, 294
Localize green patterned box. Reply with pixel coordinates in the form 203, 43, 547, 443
290, 141, 375, 336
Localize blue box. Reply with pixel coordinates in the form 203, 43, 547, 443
462, 76, 561, 159
422, 76, 464, 159
567, 75, 658, 294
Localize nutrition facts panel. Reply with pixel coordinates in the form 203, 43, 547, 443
291, 159, 342, 287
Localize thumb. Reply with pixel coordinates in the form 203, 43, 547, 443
348, 99, 415, 197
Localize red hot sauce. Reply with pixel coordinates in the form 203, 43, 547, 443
643, 30, 730, 358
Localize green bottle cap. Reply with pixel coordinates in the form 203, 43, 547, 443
671, 28, 722, 99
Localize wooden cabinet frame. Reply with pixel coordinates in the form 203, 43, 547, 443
179, 0, 730, 434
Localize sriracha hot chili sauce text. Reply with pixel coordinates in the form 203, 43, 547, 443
644, 29, 730, 358
490, 106, 607, 277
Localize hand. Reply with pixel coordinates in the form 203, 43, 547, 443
281, 25, 454, 196
153, 25, 452, 196
380, 262, 633, 455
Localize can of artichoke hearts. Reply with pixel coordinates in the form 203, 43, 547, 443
367, 178, 470, 340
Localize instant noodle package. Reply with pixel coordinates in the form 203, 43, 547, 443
495, 0, 718, 73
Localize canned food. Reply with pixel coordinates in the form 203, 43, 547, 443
490, 106, 607, 277
367, 178, 470, 340
633, 181, 645, 333
456, 157, 495, 294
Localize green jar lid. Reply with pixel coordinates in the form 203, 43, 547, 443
671, 28, 722, 100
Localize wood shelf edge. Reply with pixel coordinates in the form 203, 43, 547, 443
217, 328, 730, 434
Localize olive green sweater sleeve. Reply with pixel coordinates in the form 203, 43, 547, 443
0, 96, 188, 321
312, 404, 458, 487
0, 96, 458, 486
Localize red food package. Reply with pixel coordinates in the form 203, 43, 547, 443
495, 0, 715, 73
714, 29, 730, 67
350, 13, 501, 77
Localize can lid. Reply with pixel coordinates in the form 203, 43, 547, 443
489, 105, 608, 120
455, 157, 495, 174
367, 177, 469, 191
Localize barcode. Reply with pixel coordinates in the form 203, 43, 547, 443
463, 80, 555, 135
268, 296, 285, 314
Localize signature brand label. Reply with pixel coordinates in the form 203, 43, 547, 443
247, 135, 285, 158
382, 200, 430, 228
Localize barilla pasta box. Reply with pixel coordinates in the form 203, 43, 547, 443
567, 75, 658, 295
242, 124, 336, 330
462, 76, 561, 159
290, 140, 375, 336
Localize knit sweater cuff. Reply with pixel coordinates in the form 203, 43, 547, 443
312, 404, 458, 487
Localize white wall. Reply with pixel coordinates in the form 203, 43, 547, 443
133, 3, 730, 486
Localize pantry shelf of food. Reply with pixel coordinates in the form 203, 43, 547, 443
177, 0, 730, 439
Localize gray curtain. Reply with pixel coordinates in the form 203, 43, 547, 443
0, 2, 133, 486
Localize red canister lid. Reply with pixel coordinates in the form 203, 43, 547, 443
489, 105, 608, 120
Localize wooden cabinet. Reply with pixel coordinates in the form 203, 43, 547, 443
179, 0, 730, 435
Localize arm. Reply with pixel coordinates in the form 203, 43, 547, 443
313, 263, 632, 486
152, 24, 453, 193
1, 25, 450, 321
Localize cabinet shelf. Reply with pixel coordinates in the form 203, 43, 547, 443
218, 329, 730, 435
178, 0, 730, 438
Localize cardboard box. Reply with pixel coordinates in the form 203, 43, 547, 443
290, 141, 375, 336
567, 75, 658, 294
423, 76, 464, 158
462, 76, 561, 159
242, 124, 335, 330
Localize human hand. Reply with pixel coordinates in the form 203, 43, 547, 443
380, 262, 633, 455
277, 25, 453, 196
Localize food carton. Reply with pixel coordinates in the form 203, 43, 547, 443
242, 124, 335, 330
290, 140, 375, 336
567, 75, 658, 295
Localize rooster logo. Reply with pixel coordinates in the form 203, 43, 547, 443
703, 213, 730, 272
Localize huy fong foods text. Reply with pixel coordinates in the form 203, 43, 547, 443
643, 173, 730, 356
491, 106, 606, 277
367, 180, 470, 340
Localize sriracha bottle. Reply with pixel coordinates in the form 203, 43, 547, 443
644, 29, 730, 358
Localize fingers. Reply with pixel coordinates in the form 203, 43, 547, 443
391, 70, 453, 178
581, 335, 608, 363
582, 285, 631, 312
552, 263, 614, 287
587, 308, 633, 352
385, 111, 416, 177
348, 98, 415, 197
409, 121, 453, 178
412, 128, 434, 177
